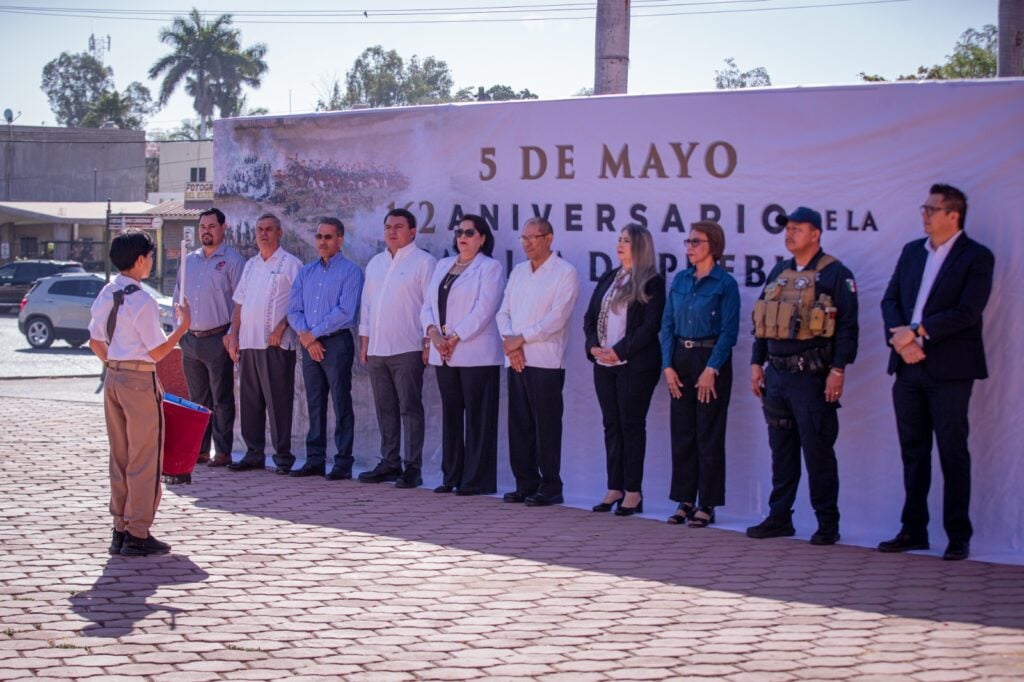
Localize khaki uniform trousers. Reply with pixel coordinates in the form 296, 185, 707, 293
104, 363, 164, 537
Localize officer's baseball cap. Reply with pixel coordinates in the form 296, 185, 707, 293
776, 206, 822, 231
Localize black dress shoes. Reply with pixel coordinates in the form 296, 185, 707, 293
746, 515, 796, 539
108, 529, 125, 555
395, 467, 422, 488
877, 532, 929, 553
434, 485, 454, 494
943, 540, 970, 561
227, 459, 265, 471
325, 467, 352, 480
810, 528, 841, 545
455, 487, 482, 496
289, 463, 326, 478
525, 492, 564, 507
275, 465, 291, 475
357, 463, 402, 483
503, 491, 527, 503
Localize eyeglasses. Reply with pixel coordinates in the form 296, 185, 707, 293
454, 228, 478, 238
520, 233, 549, 243
683, 238, 708, 247
920, 205, 951, 217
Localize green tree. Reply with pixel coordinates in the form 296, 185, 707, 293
473, 85, 540, 101
714, 58, 771, 89
149, 8, 268, 138
344, 46, 455, 107
40, 52, 113, 127
80, 83, 154, 129
859, 25, 1000, 81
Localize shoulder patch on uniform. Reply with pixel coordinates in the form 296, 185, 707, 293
845, 278, 857, 293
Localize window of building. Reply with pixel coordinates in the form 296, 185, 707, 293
190, 167, 207, 182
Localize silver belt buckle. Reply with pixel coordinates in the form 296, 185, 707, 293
683, 340, 696, 349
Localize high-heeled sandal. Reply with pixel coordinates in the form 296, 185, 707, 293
615, 494, 643, 517
592, 494, 624, 512
667, 502, 695, 525
689, 506, 716, 528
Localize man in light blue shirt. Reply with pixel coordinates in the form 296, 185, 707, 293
287, 217, 365, 480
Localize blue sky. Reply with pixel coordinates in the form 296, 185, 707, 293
0, 0, 997, 133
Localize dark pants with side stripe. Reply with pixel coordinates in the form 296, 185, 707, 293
239, 346, 296, 469
507, 366, 565, 497
763, 364, 840, 531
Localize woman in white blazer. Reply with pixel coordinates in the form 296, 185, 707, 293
421, 214, 505, 495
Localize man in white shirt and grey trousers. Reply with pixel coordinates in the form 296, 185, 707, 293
357, 208, 437, 489
496, 216, 580, 507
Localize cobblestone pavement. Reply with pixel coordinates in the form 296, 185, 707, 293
1, 395, 1023, 681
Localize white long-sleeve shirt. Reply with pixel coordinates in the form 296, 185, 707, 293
496, 254, 579, 369
359, 242, 436, 357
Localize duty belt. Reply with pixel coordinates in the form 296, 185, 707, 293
188, 324, 230, 338
767, 346, 831, 373
676, 337, 717, 349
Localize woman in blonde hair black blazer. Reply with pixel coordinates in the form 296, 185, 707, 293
421, 214, 505, 496
583, 225, 666, 516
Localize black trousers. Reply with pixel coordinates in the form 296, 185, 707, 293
367, 351, 426, 471
593, 363, 660, 493
669, 346, 732, 507
238, 346, 296, 469
762, 364, 840, 529
180, 331, 235, 456
507, 366, 565, 497
435, 364, 500, 494
893, 363, 974, 543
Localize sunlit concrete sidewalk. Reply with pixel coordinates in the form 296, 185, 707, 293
1, 394, 1023, 681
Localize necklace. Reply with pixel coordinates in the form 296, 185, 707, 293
441, 272, 460, 290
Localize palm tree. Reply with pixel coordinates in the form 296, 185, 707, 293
148, 8, 268, 138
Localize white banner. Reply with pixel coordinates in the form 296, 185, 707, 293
215, 80, 1024, 563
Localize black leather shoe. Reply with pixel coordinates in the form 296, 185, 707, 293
525, 492, 564, 507
877, 532, 929, 553
434, 485, 454, 494
455, 487, 482, 496
615, 497, 643, 516
357, 463, 402, 483
746, 515, 796, 539
503, 491, 527, 503
275, 465, 291, 475
108, 529, 125, 555
289, 463, 326, 478
810, 528, 841, 545
395, 467, 422, 488
227, 459, 265, 471
120, 532, 171, 556
943, 540, 970, 561
592, 496, 623, 512
325, 467, 352, 480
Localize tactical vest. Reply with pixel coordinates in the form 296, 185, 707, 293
753, 255, 838, 340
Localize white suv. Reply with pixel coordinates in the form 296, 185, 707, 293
18, 273, 174, 349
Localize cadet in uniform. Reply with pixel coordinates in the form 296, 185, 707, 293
747, 207, 859, 545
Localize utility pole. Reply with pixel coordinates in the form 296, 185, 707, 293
594, 0, 630, 95
998, 0, 1024, 77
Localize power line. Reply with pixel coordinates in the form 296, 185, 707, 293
0, 0, 912, 25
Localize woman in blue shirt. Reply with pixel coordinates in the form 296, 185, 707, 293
659, 221, 740, 527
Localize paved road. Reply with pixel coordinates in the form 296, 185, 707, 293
0, 394, 1022, 681
0, 312, 103, 379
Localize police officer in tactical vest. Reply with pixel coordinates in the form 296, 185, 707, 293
747, 206, 859, 546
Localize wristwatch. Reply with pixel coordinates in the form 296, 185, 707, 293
910, 323, 921, 337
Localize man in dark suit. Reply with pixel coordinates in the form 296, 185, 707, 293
879, 183, 994, 561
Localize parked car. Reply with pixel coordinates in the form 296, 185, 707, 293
18, 273, 174, 349
0, 260, 85, 312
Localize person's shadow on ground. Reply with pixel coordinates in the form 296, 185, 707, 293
69, 553, 208, 637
